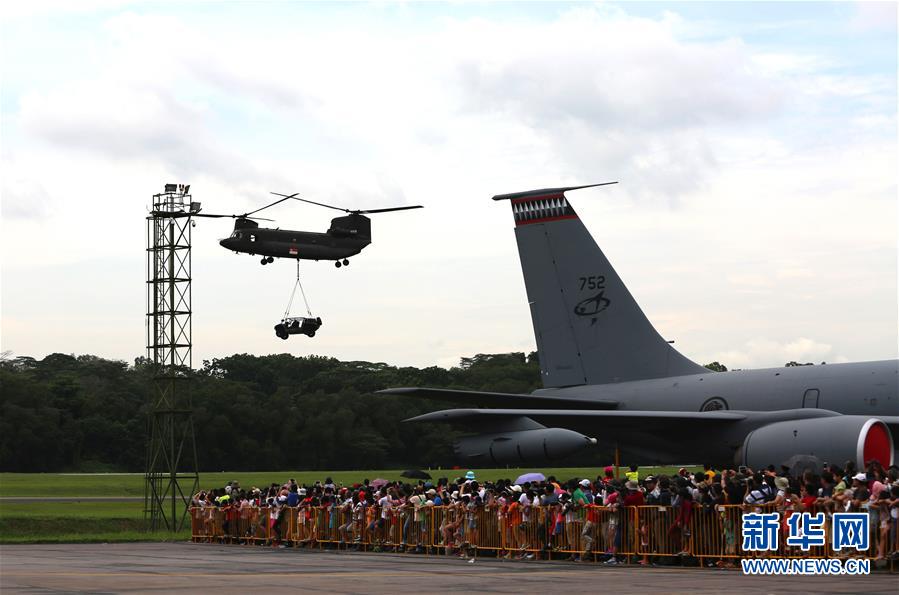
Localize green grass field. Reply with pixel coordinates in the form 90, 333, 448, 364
0, 466, 692, 498
0, 501, 184, 544
0, 466, 696, 543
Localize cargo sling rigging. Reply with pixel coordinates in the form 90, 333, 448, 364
284, 260, 312, 319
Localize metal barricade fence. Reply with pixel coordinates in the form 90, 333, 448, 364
688, 505, 738, 560
190, 506, 205, 541
475, 505, 503, 554
207, 506, 224, 540
318, 506, 336, 544
187, 504, 898, 566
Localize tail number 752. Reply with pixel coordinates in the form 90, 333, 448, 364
578, 275, 606, 291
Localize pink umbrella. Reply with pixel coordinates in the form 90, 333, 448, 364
514, 472, 546, 485
370, 478, 389, 489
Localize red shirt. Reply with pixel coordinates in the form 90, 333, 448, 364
624, 491, 645, 507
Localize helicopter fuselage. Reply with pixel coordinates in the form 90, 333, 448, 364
219, 226, 370, 262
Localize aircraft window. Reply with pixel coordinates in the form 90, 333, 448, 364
249, 234, 256, 242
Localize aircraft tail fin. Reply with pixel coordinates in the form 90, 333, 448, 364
494, 184, 706, 388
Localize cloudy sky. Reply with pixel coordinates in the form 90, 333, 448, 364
1, 1, 896, 371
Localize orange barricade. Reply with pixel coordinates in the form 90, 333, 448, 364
474, 505, 503, 554
190, 506, 206, 541
636, 505, 688, 559
681, 504, 737, 561
434, 504, 459, 555
187, 504, 898, 568
317, 505, 337, 544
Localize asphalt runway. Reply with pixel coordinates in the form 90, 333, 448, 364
0, 543, 895, 594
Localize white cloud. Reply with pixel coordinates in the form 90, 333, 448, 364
0, 171, 51, 220
713, 337, 837, 369
850, 1, 898, 32
0, 0, 135, 22
21, 83, 204, 158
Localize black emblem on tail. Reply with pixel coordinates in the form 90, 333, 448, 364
574, 277, 611, 326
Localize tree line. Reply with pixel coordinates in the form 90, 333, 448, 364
1, 352, 799, 472
0, 351, 544, 472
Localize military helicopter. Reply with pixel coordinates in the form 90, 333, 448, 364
205, 192, 423, 267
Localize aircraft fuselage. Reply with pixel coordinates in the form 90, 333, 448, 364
536, 359, 898, 464
219, 228, 369, 261
540, 359, 898, 416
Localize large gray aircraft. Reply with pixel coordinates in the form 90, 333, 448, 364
380, 184, 898, 469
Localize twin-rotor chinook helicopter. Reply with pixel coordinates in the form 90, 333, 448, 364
179, 191, 423, 339
201, 192, 424, 267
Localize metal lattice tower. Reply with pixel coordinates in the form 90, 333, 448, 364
145, 184, 200, 531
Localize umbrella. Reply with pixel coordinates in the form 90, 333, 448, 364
515, 472, 546, 485
400, 469, 432, 480
370, 478, 389, 489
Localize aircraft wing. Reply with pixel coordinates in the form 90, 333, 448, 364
377, 387, 618, 410
406, 408, 748, 429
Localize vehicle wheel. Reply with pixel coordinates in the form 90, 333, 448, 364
308, 331, 316, 337
335, 261, 342, 268
342, 259, 349, 266
261, 258, 267, 265
266, 256, 274, 263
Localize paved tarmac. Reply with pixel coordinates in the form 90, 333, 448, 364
0, 542, 895, 594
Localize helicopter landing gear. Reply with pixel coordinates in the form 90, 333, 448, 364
260, 256, 274, 265
261, 257, 267, 265
342, 259, 349, 266
335, 258, 349, 268
335, 261, 341, 268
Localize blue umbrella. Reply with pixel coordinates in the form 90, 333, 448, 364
515, 472, 546, 485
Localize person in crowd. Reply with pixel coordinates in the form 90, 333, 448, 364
670, 487, 693, 557
579, 492, 601, 562
337, 490, 355, 547
538, 484, 559, 556
517, 486, 535, 559
625, 464, 639, 483
504, 487, 521, 557
624, 480, 644, 507
440, 491, 462, 556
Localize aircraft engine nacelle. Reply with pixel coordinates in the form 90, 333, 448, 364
740, 416, 894, 470
454, 427, 597, 466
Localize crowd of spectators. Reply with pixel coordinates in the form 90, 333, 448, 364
192, 459, 899, 564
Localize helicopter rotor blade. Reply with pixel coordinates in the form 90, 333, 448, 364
270, 192, 349, 213
272, 191, 424, 215
189, 213, 275, 222
242, 193, 299, 217
355, 205, 424, 215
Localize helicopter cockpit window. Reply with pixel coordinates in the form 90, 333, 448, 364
249, 234, 256, 242
231, 231, 243, 239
